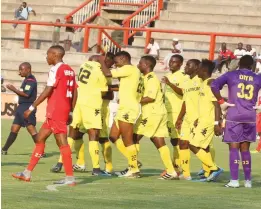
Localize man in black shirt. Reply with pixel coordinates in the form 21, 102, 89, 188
2, 62, 38, 155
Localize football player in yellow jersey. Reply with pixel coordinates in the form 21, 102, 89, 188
189, 59, 224, 182
175, 59, 201, 180
50, 54, 115, 175
161, 54, 187, 174
100, 51, 141, 178
133, 56, 178, 180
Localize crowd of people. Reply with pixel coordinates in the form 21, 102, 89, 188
2, 44, 261, 189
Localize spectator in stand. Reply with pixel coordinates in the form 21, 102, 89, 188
52, 19, 61, 46
244, 44, 257, 58
229, 42, 246, 71
145, 38, 160, 60
162, 38, 183, 70
214, 42, 236, 73
256, 55, 261, 74
1, 77, 6, 93
64, 16, 75, 51
13, 2, 36, 29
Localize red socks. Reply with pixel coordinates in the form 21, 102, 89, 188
60, 144, 74, 176
27, 143, 45, 171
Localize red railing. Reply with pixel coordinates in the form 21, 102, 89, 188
97, 29, 122, 54
122, 0, 163, 45
65, 0, 100, 26
2, 20, 261, 60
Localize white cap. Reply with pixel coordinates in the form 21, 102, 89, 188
172, 38, 179, 41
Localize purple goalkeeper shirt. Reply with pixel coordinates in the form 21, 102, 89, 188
211, 69, 261, 123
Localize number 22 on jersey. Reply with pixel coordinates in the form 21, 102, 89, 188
237, 83, 254, 100
78, 67, 91, 84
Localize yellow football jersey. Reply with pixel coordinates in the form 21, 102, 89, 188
183, 75, 202, 123
198, 78, 217, 124
111, 65, 141, 110
142, 72, 166, 116
164, 70, 188, 113
77, 61, 108, 109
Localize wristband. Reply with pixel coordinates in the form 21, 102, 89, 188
29, 105, 35, 111
218, 98, 225, 105
214, 121, 219, 125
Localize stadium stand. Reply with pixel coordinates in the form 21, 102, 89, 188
1, 0, 261, 93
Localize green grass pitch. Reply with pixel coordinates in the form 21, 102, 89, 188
1, 119, 261, 209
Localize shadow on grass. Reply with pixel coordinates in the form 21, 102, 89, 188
1, 162, 44, 166
12, 151, 60, 158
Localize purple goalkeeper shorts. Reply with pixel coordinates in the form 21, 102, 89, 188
223, 121, 256, 143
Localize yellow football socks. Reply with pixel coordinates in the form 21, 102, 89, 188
196, 149, 218, 171
75, 139, 85, 166
173, 145, 181, 172
101, 141, 113, 172
209, 144, 216, 162
115, 138, 128, 159
158, 145, 175, 174
58, 137, 74, 163
179, 149, 191, 177
89, 141, 100, 169
126, 144, 139, 173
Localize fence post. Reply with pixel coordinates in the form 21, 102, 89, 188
82, 26, 90, 53
144, 30, 151, 53
209, 34, 216, 60
123, 20, 130, 46
97, 29, 103, 53
99, 0, 104, 15
24, 23, 31, 48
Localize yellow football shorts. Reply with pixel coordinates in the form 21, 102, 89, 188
167, 112, 180, 139
71, 104, 102, 130
115, 107, 140, 125
134, 114, 169, 138
180, 120, 195, 141
189, 122, 214, 149
100, 106, 110, 138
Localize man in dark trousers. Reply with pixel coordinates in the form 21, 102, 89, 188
2, 62, 38, 155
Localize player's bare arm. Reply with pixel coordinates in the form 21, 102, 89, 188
161, 76, 183, 96
24, 86, 53, 119
108, 84, 119, 91
140, 97, 155, 105
6, 84, 29, 98
175, 102, 186, 130
102, 91, 114, 100
100, 59, 112, 77
213, 101, 222, 136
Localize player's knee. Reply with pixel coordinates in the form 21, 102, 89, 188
170, 138, 179, 146
99, 138, 109, 144
179, 140, 189, 149
109, 136, 117, 143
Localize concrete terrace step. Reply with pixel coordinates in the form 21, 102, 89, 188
166, 2, 261, 17
170, 0, 261, 6
160, 11, 261, 26
1, 0, 83, 7
155, 20, 261, 34
1, 4, 74, 14
132, 37, 261, 52
1, 12, 67, 22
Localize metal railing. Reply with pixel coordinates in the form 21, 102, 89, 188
122, 0, 163, 45
97, 29, 121, 54
2, 20, 261, 60
65, 0, 100, 25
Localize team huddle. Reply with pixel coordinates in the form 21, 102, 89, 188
3, 45, 261, 188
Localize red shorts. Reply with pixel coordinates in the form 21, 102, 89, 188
42, 118, 67, 134
257, 114, 261, 133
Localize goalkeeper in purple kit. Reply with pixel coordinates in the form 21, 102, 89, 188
211, 55, 261, 188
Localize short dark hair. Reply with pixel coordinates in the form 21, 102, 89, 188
115, 51, 131, 62
49, 45, 65, 57
239, 55, 254, 69
171, 54, 184, 63
20, 62, 32, 70
201, 59, 215, 76
105, 52, 115, 61
189, 59, 201, 67
141, 55, 157, 71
